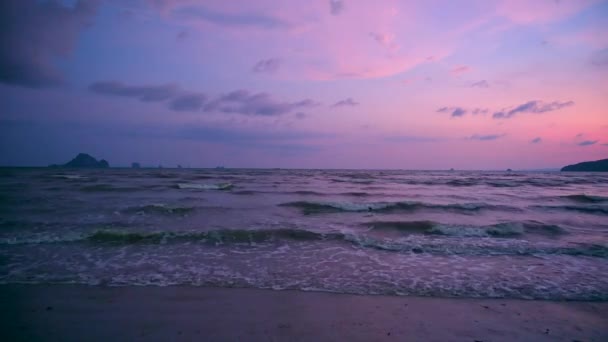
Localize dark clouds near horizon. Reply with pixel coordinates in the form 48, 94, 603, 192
0, 0, 99, 88
89, 81, 319, 116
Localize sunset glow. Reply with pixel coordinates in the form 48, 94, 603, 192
1, 0, 607, 169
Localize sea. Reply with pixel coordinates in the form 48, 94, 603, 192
1, 168, 607, 301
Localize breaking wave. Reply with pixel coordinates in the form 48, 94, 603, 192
535, 205, 608, 215
1, 223, 598, 257
121, 204, 196, 216
176, 182, 233, 190
561, 194, 608, 203
279, 200, 520, 214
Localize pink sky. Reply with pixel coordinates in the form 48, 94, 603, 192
0, 0, 607, 169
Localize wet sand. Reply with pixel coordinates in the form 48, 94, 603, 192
1, 285, 607, 342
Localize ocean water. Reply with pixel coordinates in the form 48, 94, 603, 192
1, 168, 607, 300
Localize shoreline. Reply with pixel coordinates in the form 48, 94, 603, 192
2, 285, 607, 341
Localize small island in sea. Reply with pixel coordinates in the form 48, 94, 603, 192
49, 153, 109, 168
561, 158, 608, 172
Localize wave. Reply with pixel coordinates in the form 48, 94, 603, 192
561, 194, 608, 203
279, 200, 520, 214
176, 182, 233, 190
86, 228, 339, 245
341, 192, 370, 197
365, 221, 565, 238
51, 174, 86, 180
80, 184, 141, 192
535, 205, 608, 215
2, 227, 602, 259
121, 204, 196, 216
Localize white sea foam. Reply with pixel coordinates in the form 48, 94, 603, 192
52, 174, 85, 180
177, 182, 233, 190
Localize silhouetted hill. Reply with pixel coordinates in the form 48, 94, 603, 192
50, 153, 110, 168
561, 159, 608, 172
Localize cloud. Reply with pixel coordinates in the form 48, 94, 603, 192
252, 58, 281, 73
531, 137, 542, 144
295, 112, 307, 119
89, 81, 319, 116
176, 30, 189, 40
437, 106, 487, 117
329, 0, 345, 16
451, 108, 467, 117
590, 48, 608, 67
493, 100, 574, 119
471, 108, 489, 115
0, 0, 100, 88
175, 5, 291, 30
89, 81, 320, 116
467, 134, 505, 141
471, 80, 490, 88
497, 0, 602, 25
578, 140, 597, 146
204, 89, 319, 116
89, 81, 179, 102
169, 93, 207, 112
369, 32, 396, 47
450, 65, 471, 76
384, 135, 444, 143
332, 98, 359, 108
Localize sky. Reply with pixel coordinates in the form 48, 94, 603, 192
1, 0, 607, 170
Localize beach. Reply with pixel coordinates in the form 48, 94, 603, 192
2, 285, 607, 341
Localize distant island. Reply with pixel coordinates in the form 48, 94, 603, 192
561, 158, 608, 172
49, 153, 109, 168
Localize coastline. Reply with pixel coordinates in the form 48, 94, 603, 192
1, 285, 607, 342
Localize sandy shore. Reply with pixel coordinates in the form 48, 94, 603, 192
1, 285, 606, 342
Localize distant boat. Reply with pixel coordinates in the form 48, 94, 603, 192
507, 168, 513, 172
215, 166, 225, 169
449, 168, 455, 172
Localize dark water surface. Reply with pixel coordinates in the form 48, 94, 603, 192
1, 168, 607, 300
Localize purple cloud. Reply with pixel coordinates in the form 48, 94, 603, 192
169, 93, 207, 112
89, 81, 179, 102
451, 108, 466, 117
590, 49, 608, 67
89, 81, 319, 116
0, 0, 100, 88
471, 108, 489, 115
252, 58, 281, 73
437, 106, 487, 117
467, 134, 504, 141
176, 30, 189, 40
471, 80, 490, 88
329, 0, 345, 16
332, 98, 359, 108
493, 100, 574, 119
175, 5, 290, 30
578, 140, 597, 146
531, 137, 542, 144
204, 90, 319, 116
